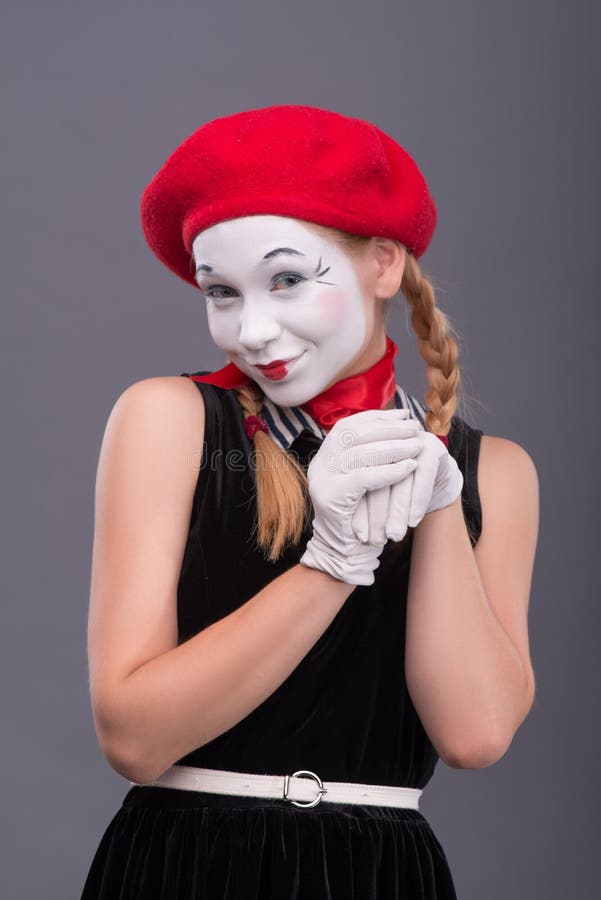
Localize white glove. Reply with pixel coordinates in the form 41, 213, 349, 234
351, 474, 415, 544
408, 429, 464, 523
351, 425, 464, 544
299, 409, 422, 586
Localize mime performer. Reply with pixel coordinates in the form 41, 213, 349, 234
81, 103, 539, 900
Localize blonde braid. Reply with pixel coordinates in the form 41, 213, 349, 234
234, 382, 311, 562
400, 252, 461, 437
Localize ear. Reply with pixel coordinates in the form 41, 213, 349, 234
374, 239, 406, 299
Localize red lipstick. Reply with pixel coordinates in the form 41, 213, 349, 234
255, 354, 302, 381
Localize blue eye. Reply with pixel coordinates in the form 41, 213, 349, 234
272, 272, 306, 291
203, 285, 238, 301
200, 272, 306, 303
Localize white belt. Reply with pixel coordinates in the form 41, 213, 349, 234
130, 764, 422, 810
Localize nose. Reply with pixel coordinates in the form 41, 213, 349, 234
238, 296, 282, 350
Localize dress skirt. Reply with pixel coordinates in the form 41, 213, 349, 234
80, 785, 458, 899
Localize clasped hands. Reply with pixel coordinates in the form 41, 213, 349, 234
300, 409, 464, 586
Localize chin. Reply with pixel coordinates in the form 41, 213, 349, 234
256, 383, 300, 407
260, 379, 332, 408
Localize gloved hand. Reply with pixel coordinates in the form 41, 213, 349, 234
351, 424, 464, 544
299, 409, 422, 585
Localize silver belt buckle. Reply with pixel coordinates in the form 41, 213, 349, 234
282, 769, 328, 808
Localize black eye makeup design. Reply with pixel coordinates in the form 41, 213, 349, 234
314, 256, 335, 285
196, 254, 337, 301
200, 270, 307, 302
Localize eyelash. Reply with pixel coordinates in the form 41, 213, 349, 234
201, 272, 307, 302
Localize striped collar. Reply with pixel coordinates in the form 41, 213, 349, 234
261, 384, 427, 451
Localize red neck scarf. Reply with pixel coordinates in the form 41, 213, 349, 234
190, 335, 399, 430
190, 335, 448, 445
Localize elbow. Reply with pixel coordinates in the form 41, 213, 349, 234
93, 705, 163, 786
439, 729, 512, 770
439, 685, 536, 770
104, 737, 161, 786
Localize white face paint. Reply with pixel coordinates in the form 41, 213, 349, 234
191, 215, 367, 406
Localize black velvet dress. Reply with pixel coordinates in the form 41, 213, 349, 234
80, 374, 483, 900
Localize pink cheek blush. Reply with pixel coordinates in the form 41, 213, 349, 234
311, 291, 356, 330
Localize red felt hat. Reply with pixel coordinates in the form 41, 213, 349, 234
140, 104, 437, 288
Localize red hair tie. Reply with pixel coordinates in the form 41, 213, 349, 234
244, 415, 269, 441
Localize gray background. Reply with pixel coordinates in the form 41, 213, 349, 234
2, 0, 599, 897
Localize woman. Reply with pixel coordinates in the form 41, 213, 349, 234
81, 104, 538, 899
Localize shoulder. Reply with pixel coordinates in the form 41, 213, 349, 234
111, 375, 205, 423
478, 435, 538, 493
93, 376, 210, 544
477, 434, 539, 535
100, 376, 206, 472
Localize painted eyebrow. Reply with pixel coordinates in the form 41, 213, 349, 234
195, 247, 306, 276
259, 247, 306, 263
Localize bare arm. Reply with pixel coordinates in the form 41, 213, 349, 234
405, 435, 539, 769
87, 377, 353, 785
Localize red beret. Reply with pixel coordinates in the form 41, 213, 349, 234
140, 104, 437, 288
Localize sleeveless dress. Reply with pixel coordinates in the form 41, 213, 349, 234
80, 373, 483, 900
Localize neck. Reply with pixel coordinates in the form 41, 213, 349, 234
298, 333, 398, 429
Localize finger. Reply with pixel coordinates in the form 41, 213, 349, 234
333, 408, 412, 429
366, 485, 390, 546
407, 447, 440, 527
352, 494, 370, 543
331, 418, 423, 449
386, 474, 414, 541
342, 437, 423, 470
355, 458, 418, 493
